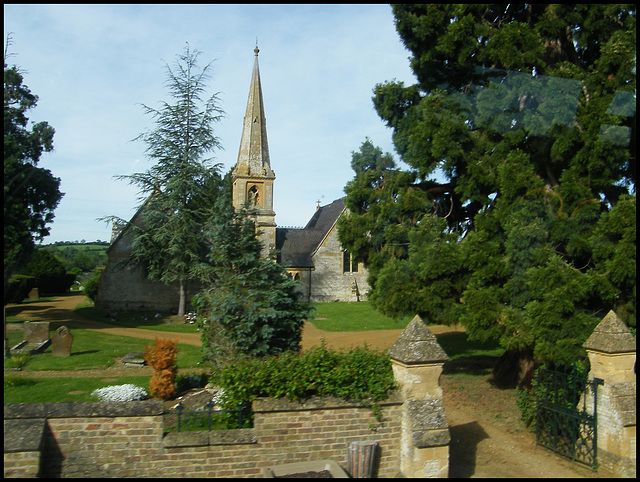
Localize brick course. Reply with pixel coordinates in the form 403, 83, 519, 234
5, 395, 402, 478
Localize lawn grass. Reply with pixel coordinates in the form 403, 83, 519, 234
77, 301, 408, 334
308, 302, 504, 362
309, 302, 412, 331
436, 332, 504, 361
3, 375, 151, 404
4, 299, 505, 404
4, 326, 203, 371
74, 301, 200, 334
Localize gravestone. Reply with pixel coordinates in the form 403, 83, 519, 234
23, 321, 49, 344
27, 287, 39, 300
11, 321, 51, 355
121, 352, 146, 367
51, 326, 73, 357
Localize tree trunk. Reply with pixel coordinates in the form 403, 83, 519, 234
178, 280, 187, 318
4, 306, 11, 359
489, 347, 537, 389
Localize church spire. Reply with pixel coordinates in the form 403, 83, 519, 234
233, 44, 274, 179
232, 46, 277, 255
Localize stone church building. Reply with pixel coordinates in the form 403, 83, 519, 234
95, 47, 368, 313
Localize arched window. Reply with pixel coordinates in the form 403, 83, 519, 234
248, 185, 259, 205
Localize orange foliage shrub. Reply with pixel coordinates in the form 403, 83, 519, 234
144, 337, 179, 400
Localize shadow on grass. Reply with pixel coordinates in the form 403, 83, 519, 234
442, 356, 499, 376
74, 306, 183, 329
5, 302, 60, 317
6, 293, 182, 330
435, 332, 503, 377
70, 350, 100, 356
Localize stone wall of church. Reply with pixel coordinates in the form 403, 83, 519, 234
95, 231, 199, 314
308, 224, 369, 303
97, 213, 369, 311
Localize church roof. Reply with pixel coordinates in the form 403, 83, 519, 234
276, 198, 346, 268
232, 46, 274, 180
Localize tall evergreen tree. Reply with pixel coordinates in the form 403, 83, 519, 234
339, 5, 635, 384
193, 199, 312, 361
104, 44, 225, 317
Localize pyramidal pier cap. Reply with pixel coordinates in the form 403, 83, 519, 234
388, 315, 450, 364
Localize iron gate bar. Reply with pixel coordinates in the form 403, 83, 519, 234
165, 401, 249, 432
535, 364, 602, 470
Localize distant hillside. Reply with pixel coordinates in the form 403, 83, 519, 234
39, 241, 109, 274
48, 240, 110, 247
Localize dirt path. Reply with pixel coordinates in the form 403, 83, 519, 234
6, 293, 460, 354
5, 293, 614, 478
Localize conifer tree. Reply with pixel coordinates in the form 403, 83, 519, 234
193, 202, 312, 360
339, 4, 636, 385
104, 44, 225, 317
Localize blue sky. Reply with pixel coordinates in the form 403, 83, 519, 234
4, 4, 416, 244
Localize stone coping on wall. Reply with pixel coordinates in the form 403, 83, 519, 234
4, 395, 402, 421
4, 419, 46, 453
252, 391, 403, 413
4, 400, 165, 419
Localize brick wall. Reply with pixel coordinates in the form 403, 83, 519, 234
252, 396, 402, 477
5, 316, 453, 478
4, 418, 45, 478
4, 395, 402, 478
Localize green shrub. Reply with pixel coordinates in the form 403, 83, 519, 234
516, 362, 589, 429
23, 249, 75, 294
82, 268, 103, 303
5, 275, 36, 304
175, 373, 209, 394
4, 376, 37, 388
210, 344, 396, 426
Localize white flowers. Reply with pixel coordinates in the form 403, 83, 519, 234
92, 384, 148, 402
211, 388, 225, 408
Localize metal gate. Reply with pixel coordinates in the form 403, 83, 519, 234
535, 364, 603, 469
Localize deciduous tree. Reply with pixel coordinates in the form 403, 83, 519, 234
4, 35, 62, 291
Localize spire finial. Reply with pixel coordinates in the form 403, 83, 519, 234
254, 37, 259, 56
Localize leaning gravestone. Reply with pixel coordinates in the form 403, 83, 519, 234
23, 321, 50, 345
12, 321, 51, 354
51, 325, 73, 357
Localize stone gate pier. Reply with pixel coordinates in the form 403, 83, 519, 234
388, 315, 450, 477
582, 310, 636, 477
